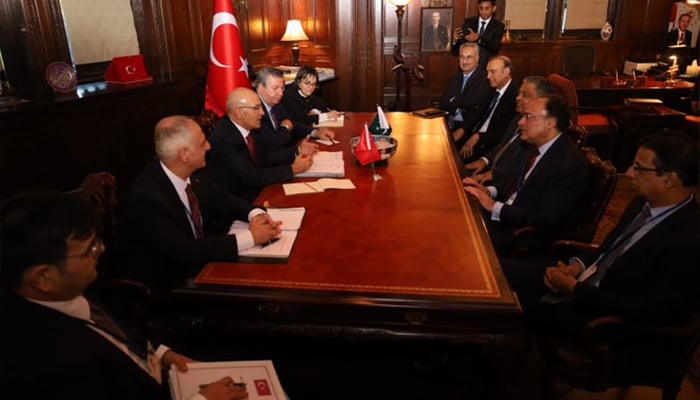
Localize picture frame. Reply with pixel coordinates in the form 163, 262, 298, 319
421, 8, 453, 52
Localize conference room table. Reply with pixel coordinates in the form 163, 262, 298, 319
172, 112, 523, 348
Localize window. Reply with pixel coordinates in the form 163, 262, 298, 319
502, 0, 611, 40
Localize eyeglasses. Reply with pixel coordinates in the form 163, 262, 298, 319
65, 237, 104, 260
522, 112, 549, 121
238, 104, 264, 111
631, 163, 665, 173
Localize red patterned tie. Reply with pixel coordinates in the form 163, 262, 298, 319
246, 134, 258, 165
185, 184, 203, 238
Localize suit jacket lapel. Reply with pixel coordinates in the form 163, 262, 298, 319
151, 162, 196, 236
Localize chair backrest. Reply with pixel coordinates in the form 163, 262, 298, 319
547, 73, 580, 125
194, 109, 221, 138
66, 172, 118, 275
565, 147, 617, 242
561, 44, 596, 77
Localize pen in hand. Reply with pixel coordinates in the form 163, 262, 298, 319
261, 237, 280, 248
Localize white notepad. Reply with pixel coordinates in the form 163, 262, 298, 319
313, 114, 344, 127
294, 151, 345, 178
283, 178, 356, 195
169, 360, 285, 400
228, 207, 306, 261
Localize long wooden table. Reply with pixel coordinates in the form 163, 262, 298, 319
172, 112, 522, 343
572, 75, 695, 108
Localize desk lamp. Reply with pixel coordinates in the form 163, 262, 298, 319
281, 20, 309, 67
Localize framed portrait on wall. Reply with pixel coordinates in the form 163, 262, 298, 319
421, 8, 453, 52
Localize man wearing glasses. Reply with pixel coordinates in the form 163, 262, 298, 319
463, 95, 589, 256
253, 67, 335, 167
501, 130, 698, 357
1, 191, 249, 400
207, 87, 314, 201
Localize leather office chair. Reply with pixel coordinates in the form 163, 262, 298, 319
542, 238, 700, 400
194, 109, 221, 137
66, 172, 154, 335
547, 73, 614, 159
561, 44, 596, 77
511, 147, 617, 257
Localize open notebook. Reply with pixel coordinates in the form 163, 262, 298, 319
228, 207, 306, 262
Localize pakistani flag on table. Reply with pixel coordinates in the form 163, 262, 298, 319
355, 123, 382, 166
369, 104, 392, 136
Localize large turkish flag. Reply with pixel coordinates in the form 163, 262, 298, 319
204, 0, 250, 116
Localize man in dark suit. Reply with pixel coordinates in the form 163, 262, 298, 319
116, 116, 281, 297
465, 75, 555, 184
666, 13, 693, 47
463, 95, 589, 256
423, 10, 449, 51
206, 87, 313, 201
457, 55, 518, 164
451, 0, 505, 70
439, 42, 492, 144
1, 191, 247, 400
502, 130, 699, 336
253, 67, 333, 167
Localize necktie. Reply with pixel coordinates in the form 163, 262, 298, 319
270, 109, 279, 130
478, 21, 486, 35
678, 31, 684, 45
477, 91, 500, 132
90, 302, 128, 342
582, 205, 652, 286
246, 134, 258, 165
461, 73, 469, 93
185, 184, 203, 238
492, 128, 520, 167
504, 148, 538, 200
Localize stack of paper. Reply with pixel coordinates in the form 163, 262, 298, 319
169, 360, 285, 400
229, 207, 306, 262
295, 151, 344, 178
313, 114, 344, 128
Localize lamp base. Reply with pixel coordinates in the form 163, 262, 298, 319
291, 46, 300, 67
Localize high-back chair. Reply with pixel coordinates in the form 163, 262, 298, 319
547, 73, 614, 159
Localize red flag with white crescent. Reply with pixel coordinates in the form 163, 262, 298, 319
204, 0, 250, 116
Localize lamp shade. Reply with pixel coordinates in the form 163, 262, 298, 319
389, 0, 412, 6
281, 20, 309, 42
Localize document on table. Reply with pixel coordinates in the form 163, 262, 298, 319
313, 114, 344, 127
169, 360, 285, 400
283, 178, 355, 195
294, 151, 344, 178
228, 207, 305, 261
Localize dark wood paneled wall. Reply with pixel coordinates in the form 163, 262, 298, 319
0, 0, 677, 198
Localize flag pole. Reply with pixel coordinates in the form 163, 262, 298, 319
370, 161, 382, 181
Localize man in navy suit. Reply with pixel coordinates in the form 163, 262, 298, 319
1, 191, 248, 400
253, 67, 333, 167
463, 94, 589, 256
206, 87, 313, 201
502, 130, 699, 335
439, 43, 492, 145
451, 0, 505, 70
116, 116, 281, 297
456, 55, 518, 164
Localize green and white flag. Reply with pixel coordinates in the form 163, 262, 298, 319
369, 104, 392, 136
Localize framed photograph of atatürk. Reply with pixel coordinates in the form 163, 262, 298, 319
421, 8, 452, 52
